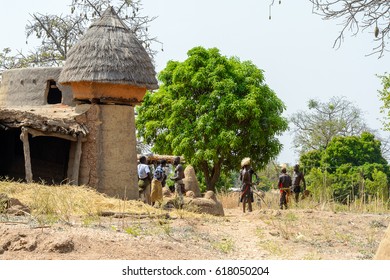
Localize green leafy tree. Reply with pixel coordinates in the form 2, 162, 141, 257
322, 132, 387, 172
379, 73, 390, 130
290, 96, 369, 154
136, 46, 288, 192
365, 169, 388, 200
299, 149, 322, 174
301, 132, 389, 203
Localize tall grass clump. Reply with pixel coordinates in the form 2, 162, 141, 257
0, 180, 159, 225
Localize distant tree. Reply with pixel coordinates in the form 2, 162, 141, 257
378, 73, 390, 130
0, 48, 26, 70
136, 46, 288, 192
299, 149, 322, 173
300, 132, 389, 202
310, 0, 390, 57
1, 0, 158, 71
322, 132, 388, 172
290, 96, 369, 154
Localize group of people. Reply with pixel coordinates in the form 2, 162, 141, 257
139, 155, 306, 211
137, 155, 185, 207
239, 157, 306, 212
277, 164, 306, 210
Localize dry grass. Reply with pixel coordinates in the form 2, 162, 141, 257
0, 180, 168, 226
1, 180, 389, 260
0, 179, 219, 226
217, 190, 390, 214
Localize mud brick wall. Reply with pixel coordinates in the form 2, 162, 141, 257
79, 104, 138, 199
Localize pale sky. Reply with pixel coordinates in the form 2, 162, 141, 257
1, 0, 389, 165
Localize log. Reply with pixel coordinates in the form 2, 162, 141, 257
20, 128, 33, 183
137, 154, 185, 164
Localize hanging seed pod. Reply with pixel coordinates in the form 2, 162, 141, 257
374, 26, 379, 38
279, 0, 281, 4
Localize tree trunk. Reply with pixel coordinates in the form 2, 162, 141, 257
201, 159, 222, 193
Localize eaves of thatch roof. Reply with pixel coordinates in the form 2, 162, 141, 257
58, 6, 158, 90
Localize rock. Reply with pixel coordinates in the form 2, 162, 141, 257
188, 191, 224, 216
183, 165, 201, 197
374, 224, 390, 260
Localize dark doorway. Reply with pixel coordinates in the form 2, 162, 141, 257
0, 128, 71, 184
47, 80, 62, 104
30, 136, 70, 184
0, 128, 25, 181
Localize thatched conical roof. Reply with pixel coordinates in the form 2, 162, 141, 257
58, 6, 158, 90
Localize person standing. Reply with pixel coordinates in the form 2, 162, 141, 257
170, 156, 185, 208
278, 166, 292, 210
292, 164, 306, 204
239, 157, 258, 213
150, 160, 167, 206
137, 155, 152, 205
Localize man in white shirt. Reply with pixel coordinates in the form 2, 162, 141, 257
137, 155, 151, 204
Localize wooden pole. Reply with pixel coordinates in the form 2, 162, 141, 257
20, 127, 33, 183
71, 134, 83, 185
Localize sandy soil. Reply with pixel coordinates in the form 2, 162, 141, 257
1, 207, 389, 260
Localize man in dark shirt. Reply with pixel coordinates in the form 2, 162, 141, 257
278, 166, 292, 210
292, 164, 306, 203
170, 156, 185, 208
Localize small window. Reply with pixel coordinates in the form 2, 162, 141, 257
47, 80, 62, 104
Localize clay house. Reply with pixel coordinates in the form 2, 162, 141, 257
0, 7, 158, 199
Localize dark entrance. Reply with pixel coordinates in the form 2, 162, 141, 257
0, 128, 25, 181
0, 128, 71, 184
47, 80, 62, 104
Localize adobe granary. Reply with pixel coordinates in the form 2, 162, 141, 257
0, 7, 158, 199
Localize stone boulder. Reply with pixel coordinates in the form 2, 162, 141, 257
183, 165, 201, 197
374, 224, 390, 260
188, 191, 224, 216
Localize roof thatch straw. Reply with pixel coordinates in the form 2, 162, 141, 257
58, 6, 158, 90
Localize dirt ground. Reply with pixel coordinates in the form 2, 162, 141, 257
1, 206, 389, 260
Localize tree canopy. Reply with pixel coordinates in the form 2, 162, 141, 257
300, 132, 389, 202
290, 96, 369, 154
136, 46, 288, 191
323, 132, 387, 171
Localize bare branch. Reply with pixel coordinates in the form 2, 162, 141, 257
310, 0, 390, 58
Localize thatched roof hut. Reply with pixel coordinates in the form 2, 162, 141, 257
58, 6, 158, 104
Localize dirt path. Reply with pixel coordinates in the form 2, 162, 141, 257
1, 207, 389, 260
